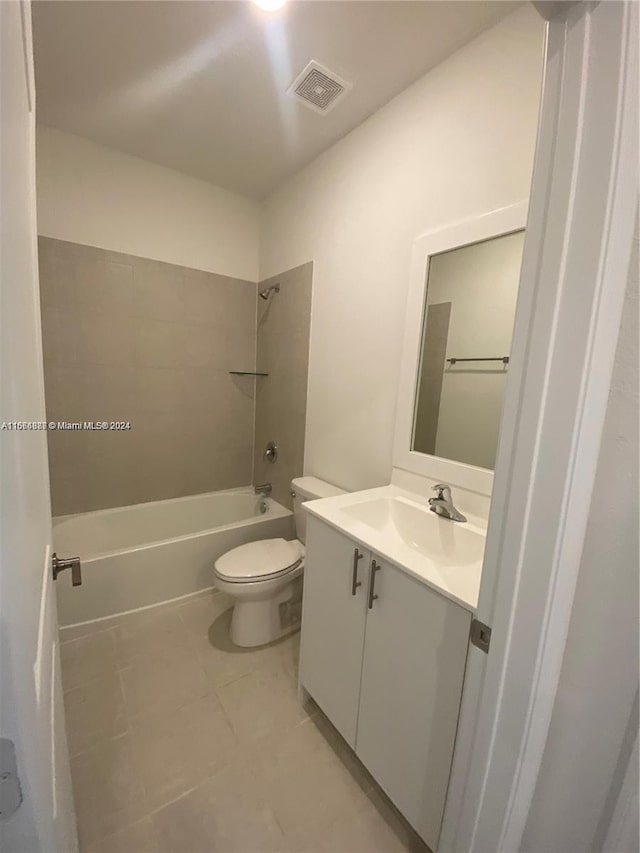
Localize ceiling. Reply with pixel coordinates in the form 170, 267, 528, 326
33, 1, 517, 200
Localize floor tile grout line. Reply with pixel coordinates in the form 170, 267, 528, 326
213, 685, 240, 745
103, 740, 266, 849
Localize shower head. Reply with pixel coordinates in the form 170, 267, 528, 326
259, 283, 280, 300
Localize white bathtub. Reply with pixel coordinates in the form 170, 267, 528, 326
53, 488, 294, 626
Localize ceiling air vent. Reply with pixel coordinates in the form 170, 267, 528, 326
288, 61, 352, 115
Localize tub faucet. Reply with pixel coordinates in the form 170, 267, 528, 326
428, 484, 467, 523
255, 483, 272, 497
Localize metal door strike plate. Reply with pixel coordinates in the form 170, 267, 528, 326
0, 739, 22, 820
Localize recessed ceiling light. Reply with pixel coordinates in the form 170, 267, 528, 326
252, 0, 286, 11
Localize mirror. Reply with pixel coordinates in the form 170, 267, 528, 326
412, 229, 524, 470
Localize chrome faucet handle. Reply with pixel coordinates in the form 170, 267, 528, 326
428, 483, 467, 523
432, 483, 452, 500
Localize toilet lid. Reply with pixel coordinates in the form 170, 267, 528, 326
214, 538, 304, 582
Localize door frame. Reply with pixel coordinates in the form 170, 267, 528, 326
440, 1, 638, 849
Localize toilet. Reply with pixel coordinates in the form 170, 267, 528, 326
214, 477, 346, 647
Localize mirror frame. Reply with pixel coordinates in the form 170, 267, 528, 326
393, 201, 528, 496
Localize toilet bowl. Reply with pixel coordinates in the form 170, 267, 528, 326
213, 477, 345, 647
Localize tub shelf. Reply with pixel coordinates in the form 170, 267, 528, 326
229, 371, 269, 376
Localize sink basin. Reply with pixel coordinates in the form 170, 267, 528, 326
303, 484, 487, 610
342, 496, 484, 568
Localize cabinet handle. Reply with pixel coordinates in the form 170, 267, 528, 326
368, 559, 381, 609
352, 548, 363, 595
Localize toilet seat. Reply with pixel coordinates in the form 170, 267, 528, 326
214, 538, 305, 584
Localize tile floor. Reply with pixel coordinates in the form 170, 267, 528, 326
60, 589, 430, 853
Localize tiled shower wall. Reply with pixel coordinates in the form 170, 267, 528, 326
253, 263, 313, 510
39, 238, 313, 516
39, 237, 257, 515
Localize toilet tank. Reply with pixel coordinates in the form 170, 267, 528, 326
291, 477, 346, 544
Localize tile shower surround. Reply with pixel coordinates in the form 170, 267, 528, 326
254, 263, 313, 510
38, 237, 312, 515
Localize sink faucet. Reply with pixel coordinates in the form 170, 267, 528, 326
428, 484, 467, 523
254, 483, 272, 497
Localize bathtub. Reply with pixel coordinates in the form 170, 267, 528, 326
53, 488, 294, 627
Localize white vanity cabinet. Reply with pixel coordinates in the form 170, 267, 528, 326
299, 517, 369, 745
300, 516, 472, 850
356, 550, 471, 846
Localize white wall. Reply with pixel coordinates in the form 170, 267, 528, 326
36, 125, 260, 281
259, 6, 545, 491
521, 226, 639, 853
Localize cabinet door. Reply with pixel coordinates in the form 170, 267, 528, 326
355, 556, 471, 850
300, 518, 369, 746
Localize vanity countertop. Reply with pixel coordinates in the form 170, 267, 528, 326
304, 484, 486, 613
